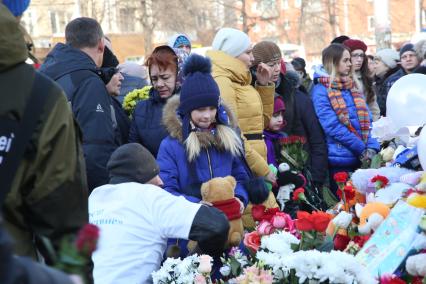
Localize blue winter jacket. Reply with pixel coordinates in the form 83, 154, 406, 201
156, 96, 249, 206
40, 43, 121, 191
128, 88, 174, 157
311, 71, 380, 167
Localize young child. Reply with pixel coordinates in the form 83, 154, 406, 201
264, 96, 288, 167
156, 53, 250, 258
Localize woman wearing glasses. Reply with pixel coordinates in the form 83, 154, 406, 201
343, 39, 380, 121
311, 44, 379, 194
129, 46, 180, 157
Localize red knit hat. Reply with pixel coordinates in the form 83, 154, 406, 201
343, 39, 368, 52
274, 96, 285, 114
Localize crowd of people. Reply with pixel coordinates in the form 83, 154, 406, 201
2, 0, 426, 283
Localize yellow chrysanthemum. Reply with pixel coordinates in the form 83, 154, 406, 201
122, 86, 152, 118
407, 193, 426, 208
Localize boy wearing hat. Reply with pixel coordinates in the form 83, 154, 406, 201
89, 143, 229, 284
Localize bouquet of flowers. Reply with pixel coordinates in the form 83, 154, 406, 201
151, 254, 212, 284
278, 135, 308, 172
122, 85, 152, 118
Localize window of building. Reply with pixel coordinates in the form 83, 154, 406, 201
284, 19, 291, 30
282, 0, 289, 9
22, 11, 34, 34
252, 2, 257, 12
49, 11, 58, 34
119, 8, 136, 32
294, 0, 302, 8
368, 16, 375, 31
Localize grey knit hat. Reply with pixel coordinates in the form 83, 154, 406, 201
107, 143, 159, 184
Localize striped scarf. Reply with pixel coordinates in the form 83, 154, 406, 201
318, 77, 370, 143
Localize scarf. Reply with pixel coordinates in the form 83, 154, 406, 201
318, 77, 370, 143
212, 198, 241, 220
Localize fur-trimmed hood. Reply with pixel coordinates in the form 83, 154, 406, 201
162, 95, 242, 161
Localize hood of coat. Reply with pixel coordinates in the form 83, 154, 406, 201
206, 50, 252, 86
162, 95, 242, 159
0, 5, 28, 72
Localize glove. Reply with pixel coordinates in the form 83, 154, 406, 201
243, 177, 270, 205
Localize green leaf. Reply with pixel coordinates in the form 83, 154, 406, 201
229, 258, 241, 276
317, 235, 334, 252
370, 154, 383, 169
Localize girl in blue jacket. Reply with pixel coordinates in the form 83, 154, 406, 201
157, 54, 250, 258
311, 44, 380, 194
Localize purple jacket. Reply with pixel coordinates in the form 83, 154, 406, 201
263, 130, 288, 167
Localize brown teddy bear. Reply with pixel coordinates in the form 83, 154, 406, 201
200, 176, 244, 247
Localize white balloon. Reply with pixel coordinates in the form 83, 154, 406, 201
418, 127, 426, 170
387, 73, 426, 129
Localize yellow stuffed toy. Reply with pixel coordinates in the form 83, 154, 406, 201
355, 202, 390, 235
200, 176, 244, 247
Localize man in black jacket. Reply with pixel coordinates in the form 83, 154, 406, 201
40, 17, 122, 192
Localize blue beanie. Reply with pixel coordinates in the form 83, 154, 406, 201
178, 54, 220, 140
400, 43, 415, 57
2, 0, 30, 16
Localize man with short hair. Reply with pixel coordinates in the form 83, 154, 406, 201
89, 143, 229, 284
385, 43, 421, 95
40, 17, 122, 191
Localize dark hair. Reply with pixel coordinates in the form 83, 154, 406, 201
145, 45, 178, 76
322, 44, 350, 77
65, 17, 104, 49
331, 35, 350, 44
357, 51, 375, 104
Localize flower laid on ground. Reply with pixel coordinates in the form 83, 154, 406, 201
379, 273, 406, 284
243, 231, 261, 253
229, 265, 273, 284
152, 254, 212, 284
337, 185, 357, 201
219, 247, 251, 279
334, 171, 349, 183
122, 85, 152, 117
292, 187, 321, 211
295, 211, 332, 232
333, 233, 351, 251
371, 175, 389, 190
251, 205, 280, 222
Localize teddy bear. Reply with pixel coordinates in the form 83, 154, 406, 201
355, 202, 390, 235
200, 176, 244, 247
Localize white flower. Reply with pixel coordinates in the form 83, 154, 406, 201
332, 211, 353, 229
260, 231, 299, 254
406, 253, 426, 276
219, 265, 231, 277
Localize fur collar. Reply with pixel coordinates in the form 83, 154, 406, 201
162, 95, 242, 161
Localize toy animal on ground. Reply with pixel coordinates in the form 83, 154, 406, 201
193, 176, 244, 248
355, 202, 390, 235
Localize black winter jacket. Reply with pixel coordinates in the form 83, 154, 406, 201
40, 43, 122, 191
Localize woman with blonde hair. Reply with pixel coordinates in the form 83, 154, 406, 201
311, 44, 379, 194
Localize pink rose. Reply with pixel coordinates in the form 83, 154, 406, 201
194, 274, 207, 284
256, 220, 275, 235
271, 212, 289, 229
243, 231, 261, 252
198, 255, 212, 274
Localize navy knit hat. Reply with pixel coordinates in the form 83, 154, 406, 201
2, 0, 30, 16
178, 54, 220, 139
400, 43, 415, 57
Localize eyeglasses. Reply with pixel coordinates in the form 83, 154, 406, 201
351, 53, 365, 59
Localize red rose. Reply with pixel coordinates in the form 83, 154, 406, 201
311, 211, 332, 232
295, 211, 314, 231
379, 274, 406, 284
252, 205, 266, 221
75, 223, 100, 256
334, 234, 351, 251
292, 188, 306, 201
243, 231, 261, 252
353, 235, 370, 248
262, 207, 280, 222
337, 185, 356, 201
371, 175, 389, 189
333, 172, 348, 183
